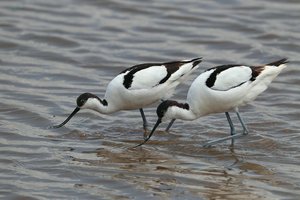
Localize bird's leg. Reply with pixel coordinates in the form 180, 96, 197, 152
139, 108, 148, 139
225, 112, 236, 146
165, 119, 176, 132
203, 112, 248, 148
236, 111, 249, 135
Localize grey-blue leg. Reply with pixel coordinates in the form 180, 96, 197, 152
236, 111, 249, 135
225, 112, 236, 146
139, 108, 148, 139
165, 119, 176, 132
203, 111, 248, 147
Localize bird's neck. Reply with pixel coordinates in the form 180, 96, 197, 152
87, 97, 116, 114
167, 103, 198, 121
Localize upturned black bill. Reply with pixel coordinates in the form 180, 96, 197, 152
50, 107, 80, 128
134, 118, 162, 148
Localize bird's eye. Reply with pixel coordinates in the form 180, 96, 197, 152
77, 98, 87, 107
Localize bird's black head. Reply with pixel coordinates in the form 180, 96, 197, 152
49, 93, 103, 129
133, 100, 189, 147
76, 92, 108, 108
156, 100, 172, 119
77, 93, 97, 107
157, 100, 189, 120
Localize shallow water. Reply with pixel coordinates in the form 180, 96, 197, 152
1, 0, 300, 199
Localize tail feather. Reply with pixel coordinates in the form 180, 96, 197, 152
266, 58, 288, 67
168, 58, 202, 82
189, 57, 202, 68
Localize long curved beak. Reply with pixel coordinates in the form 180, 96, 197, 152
50, 107, 80, 128
134, 118, 162, 148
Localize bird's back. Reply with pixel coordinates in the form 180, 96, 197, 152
104, 58, 202, 111
186, 59, 287, 116
244, 58, 287, 103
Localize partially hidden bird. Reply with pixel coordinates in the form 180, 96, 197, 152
50, 57, 202, 137
135, 58, 288, 147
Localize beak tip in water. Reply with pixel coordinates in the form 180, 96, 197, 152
47, 124, 62, 129
133, 118, 162, 148
47, 125, 53, 129
48, 107, 80, 130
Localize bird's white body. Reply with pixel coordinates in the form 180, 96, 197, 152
98, 59, 201, 113
163, 61, 287, 121
136, 59, 288, 147
52, 58, 202, 131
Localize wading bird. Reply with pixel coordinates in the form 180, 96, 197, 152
51, 58, 202, 137
136, 58, 288, 147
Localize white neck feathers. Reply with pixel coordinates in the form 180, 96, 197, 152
83, 98, 115, 114
165, 104, 197, 121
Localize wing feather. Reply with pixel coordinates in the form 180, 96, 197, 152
123, 58, 201, 90
129, 66, 168, 90
207, 66, 252, 91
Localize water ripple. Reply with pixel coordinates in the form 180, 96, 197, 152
0, 0, 300, 199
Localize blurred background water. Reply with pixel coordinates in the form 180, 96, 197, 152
0, 0, 300, 199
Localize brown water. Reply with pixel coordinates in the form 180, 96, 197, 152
1, 0, 300, 199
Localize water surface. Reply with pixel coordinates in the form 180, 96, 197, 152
1, 0, 300, 199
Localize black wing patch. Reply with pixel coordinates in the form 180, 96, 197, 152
205, 64, 239, 88
206, 59, 288, 89
121, 63, 153, 89
122, 58, 202, 89
250, 66, 265, 81
159, 58, 201, 84
206, 64, 264, 90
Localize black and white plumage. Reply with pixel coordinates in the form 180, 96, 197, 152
51, 58, 202, 134
136, 58, 288, 147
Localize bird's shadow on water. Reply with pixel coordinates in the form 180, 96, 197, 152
46, 128, 105, 141
48, 126, 274, 178
49, 128, 278, 200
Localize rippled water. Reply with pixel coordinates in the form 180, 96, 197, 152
1, 0, 300, 199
